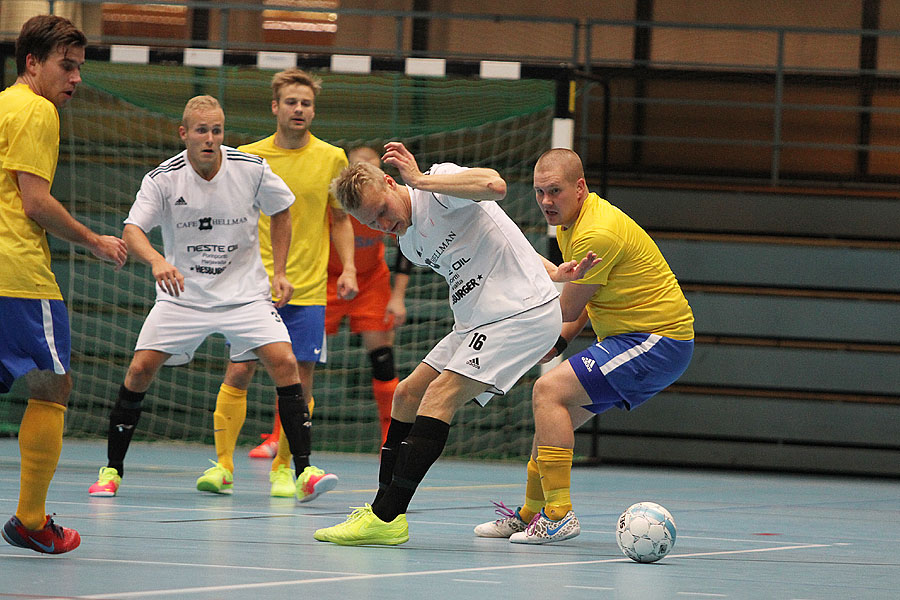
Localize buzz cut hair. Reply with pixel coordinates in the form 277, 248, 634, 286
272, 68, 322, 102
330, 161, 386, 212
182, 95, 222, 126
15, 14, 86, 75
535, 148, 585, 183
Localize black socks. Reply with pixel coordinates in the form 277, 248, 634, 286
107, 385, 145, 475
372, 415, 450, 523
276, 383, 310, 472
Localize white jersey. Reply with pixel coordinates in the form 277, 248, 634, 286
398, 162, 558, 333
125, 146, 295, 308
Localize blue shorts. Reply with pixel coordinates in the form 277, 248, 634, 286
278, 304, 327, 364
0, 297, 71, 393
569, 333, 693, 414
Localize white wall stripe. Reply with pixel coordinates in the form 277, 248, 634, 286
184, 48, 224, 68
479, 60, 521, 80
330, 54, 372, 74
110, 45, 150, 65
405, 57, 446, 77
40, 299, 65, 375
599, 334, 662, 375
257, 51, 296, 70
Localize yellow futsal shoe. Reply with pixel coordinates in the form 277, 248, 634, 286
195, 460, 234, 494
313, 505, 409, 546
269, 464, 296, 498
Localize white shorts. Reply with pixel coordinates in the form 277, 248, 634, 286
135, 300, 292, 366
422, 299, 562, 406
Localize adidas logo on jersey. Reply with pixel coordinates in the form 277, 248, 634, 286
465, 357, 480, 369
174, 197, 187, 206
581, 356, 596, 372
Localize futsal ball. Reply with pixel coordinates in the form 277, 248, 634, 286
616, 502, 677, 563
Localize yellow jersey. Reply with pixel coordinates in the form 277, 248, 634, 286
0, 83, 62, 299
557, 192, 694, 341
238, 134, 348, 305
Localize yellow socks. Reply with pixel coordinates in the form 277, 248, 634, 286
272, 395, 314, 471
536, 445, 574, 520
520, 457, 545, 523
213, 384, 247, 473
16, 399, 65, 530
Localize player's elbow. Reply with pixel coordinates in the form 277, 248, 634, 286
485, 176, 507, 200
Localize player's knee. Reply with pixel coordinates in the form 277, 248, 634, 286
124, 359, 159, 391
532, 374, 560, 409
26, 370, 72, 404
392, 378, 419, 411
225, 360, 257, 389
368, 346, 395, 381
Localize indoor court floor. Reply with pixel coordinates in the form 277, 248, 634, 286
0, 438, 897, 599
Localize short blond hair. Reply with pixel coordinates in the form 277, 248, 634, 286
535, 148, 584, 183
272, 68, 322, 102
182, 95, 221, 126
330, 162, 386, 211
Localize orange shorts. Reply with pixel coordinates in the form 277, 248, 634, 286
326, 265, 394, 334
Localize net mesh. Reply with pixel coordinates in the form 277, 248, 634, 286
1, 60, 555, 459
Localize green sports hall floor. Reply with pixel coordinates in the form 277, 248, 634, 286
0, 438, 897, 599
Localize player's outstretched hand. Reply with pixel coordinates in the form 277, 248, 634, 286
91, 235, 128, 270
272, 274, 294, 308
382, 141, 423, 187
151, 259, 184, 297
551, 251, 600, 282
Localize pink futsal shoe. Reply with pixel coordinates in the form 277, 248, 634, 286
2, 515, 81, 554
88, 467, 121, 497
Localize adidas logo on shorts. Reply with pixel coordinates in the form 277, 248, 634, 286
466, 357, 480, 369
581, 356, 596, 372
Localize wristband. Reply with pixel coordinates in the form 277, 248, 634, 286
553, 335, 568, 355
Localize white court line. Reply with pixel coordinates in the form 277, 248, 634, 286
0, 554, 358, 577
79, 543, 831, 599
565, 585, 615, 591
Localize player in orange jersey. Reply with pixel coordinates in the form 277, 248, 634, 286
325, 146, 411, 444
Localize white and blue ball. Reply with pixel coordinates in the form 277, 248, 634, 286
616, 501, 677, 563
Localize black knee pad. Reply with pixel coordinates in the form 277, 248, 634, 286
369, 346, 395, 382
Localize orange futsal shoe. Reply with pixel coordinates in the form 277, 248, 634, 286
248, 432, 278, 458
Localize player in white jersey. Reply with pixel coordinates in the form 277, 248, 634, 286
315, 142, 598, 545
88, 96, 308, 499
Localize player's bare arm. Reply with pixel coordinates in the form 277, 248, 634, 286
268, 207, 294, 307
541, 251, 600, 283
382, 141, 506, 201
538, 308, 590, 364
18, 170, 127, 269
330, 207, 358, 300
385, 272, 410, 326
559, 280, 601, 322
123, 223, 184, 297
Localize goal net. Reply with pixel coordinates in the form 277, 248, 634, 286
0, 59, 555, 459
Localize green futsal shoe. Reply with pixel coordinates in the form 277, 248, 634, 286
313, 504, 409, 546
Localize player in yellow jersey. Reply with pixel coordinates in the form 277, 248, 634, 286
200, 68, 357, 501
1, 15, 127, 554
475, 148, 694, 544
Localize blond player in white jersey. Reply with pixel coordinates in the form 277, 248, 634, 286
314, 142, 598, 545
88, 96, 308, 499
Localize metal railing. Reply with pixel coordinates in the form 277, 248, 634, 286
7, 1, 900, 187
